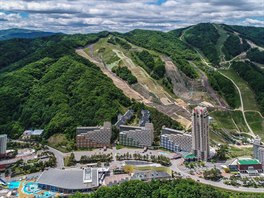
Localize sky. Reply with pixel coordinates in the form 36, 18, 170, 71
0, 0, 263, 33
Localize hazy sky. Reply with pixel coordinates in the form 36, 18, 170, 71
0, 0, 263, 33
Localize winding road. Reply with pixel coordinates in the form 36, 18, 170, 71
219, 72, 255, 137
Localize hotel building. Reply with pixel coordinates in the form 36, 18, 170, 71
192, 106, 209, 161
119, 123, 154, 147
76, 122, 112, 148
0, 134, 7, 158
160, 127, 192, 153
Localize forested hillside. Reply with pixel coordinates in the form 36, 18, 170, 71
183, 23, 220, 65
0, 32, 182, 141
0, 32, 134, 139
225, 25, 264, 47
1, 23, 263, 142
71, 179, 262, 198
247, 48, 264, 64
222, 34, 250, 60
0, 28, 56, 41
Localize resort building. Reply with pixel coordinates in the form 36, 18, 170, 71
76, 122, 112, 148
114, 110, 134, 129
192, 106, 209, 161
160, 127, 192, 153
253, 136, 264, 167
229, 158, 263, 175
119, 123, 154, 147
238, 158, 263, 174
37, 168, 100, 194
258, 148, 264, 167
0, 134, 7, 158
22, 129, 44, 140
139, 110, 150, 127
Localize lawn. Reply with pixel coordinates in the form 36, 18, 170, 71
210, 110, 249, 133
220, 69, 259, 111
230, 111, 249, 133
210, 111, 237, 130
229, 146, 252, 158
245, 112, 264, 139
48, 133, 74, 153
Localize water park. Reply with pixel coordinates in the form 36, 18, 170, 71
0, 178, 57, 198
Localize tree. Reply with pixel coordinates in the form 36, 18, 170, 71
67, 152, 76, 166
203, 167, 222, 181
216, 144, 229, 160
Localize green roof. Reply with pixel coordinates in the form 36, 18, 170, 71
238, 159, 261, 165
184, 154, 196, 159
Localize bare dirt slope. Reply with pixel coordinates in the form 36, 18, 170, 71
76, 45, 192, 129
76, 49, 149, 104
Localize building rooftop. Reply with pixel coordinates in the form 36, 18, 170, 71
184, 153, 197, 159
238, 159, 261, 165
37, 168, 99, 190
31, 129, 44, 135
23, 129, 44, 136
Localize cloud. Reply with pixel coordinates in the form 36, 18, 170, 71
0, 0, 263, 33
243, 18, 264, 26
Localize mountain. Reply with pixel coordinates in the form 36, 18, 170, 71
0, 28, 57, 40
0, 23, 263, 149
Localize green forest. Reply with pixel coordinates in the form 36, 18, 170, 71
231, 61, 264, 114
226, 25, 264, 47
70, 179, 262, 198
208, 71, 239, 108
222, 34, 250, 60
247, 48, 264, 64
184, 23, 220, 65
112, 66, 137, 84
133, 50, 165, 80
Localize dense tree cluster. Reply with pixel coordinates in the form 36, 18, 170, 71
184, 23, 220, 65
112, 66, 137, 84
116, 152, 171, 166
247, 48, 264, 64
215, 144, 229, 161
203, 167, 223, 181
70, 179, 259, 198
222, 34, 250, 60
134, 50, 165, 79
231, 61, 264, 114
208, 71, 239, 108
7, 151, 56, 177
79, 154, 112, 164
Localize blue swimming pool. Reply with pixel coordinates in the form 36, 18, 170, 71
35, 191, 55, 198
23, 182, 40, 194
8, 181, 21, 189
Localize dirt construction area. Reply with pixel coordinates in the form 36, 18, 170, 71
76, 41, 192, 129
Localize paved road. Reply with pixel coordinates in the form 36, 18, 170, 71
47, 146, 65, 169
